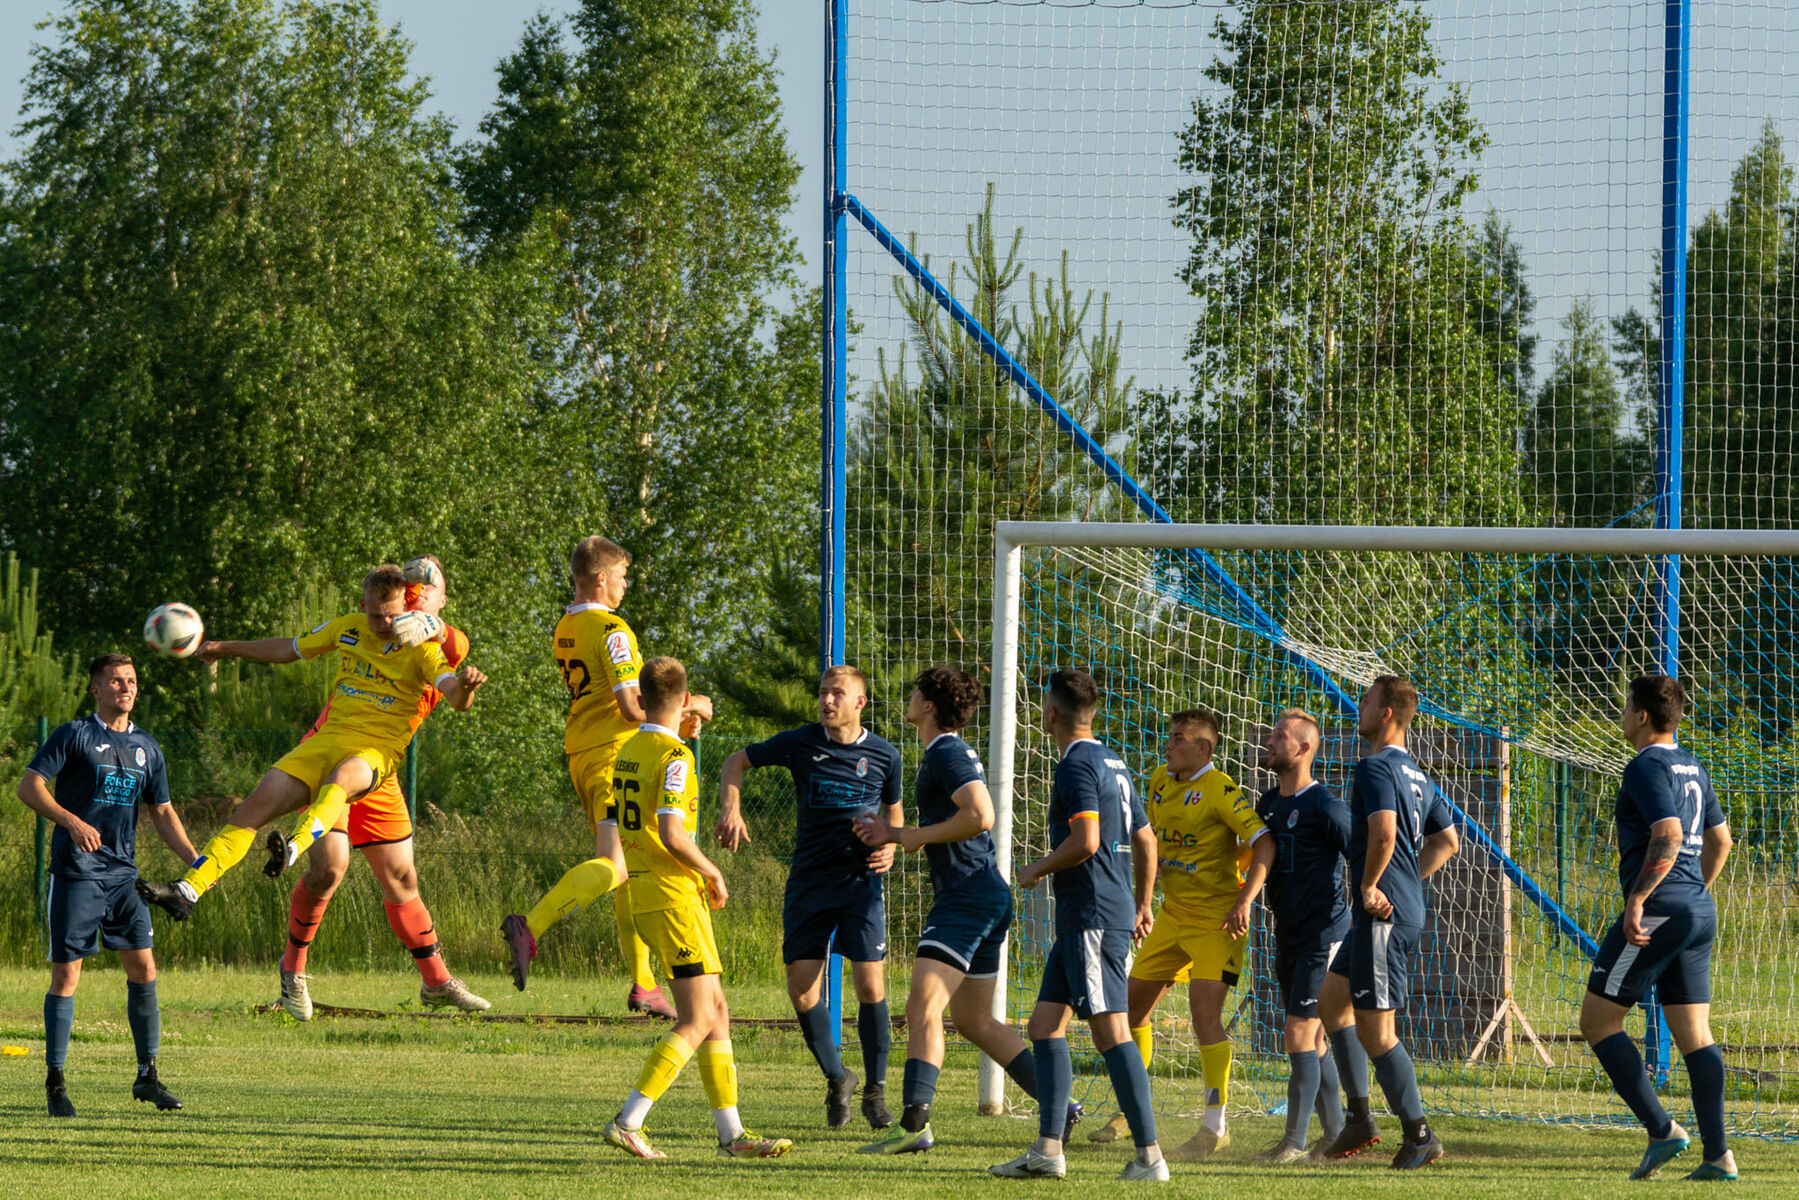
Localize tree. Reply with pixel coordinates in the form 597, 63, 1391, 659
1149, 0, 1532, 530
1529, 296, 1648, 526
455, 0, 814, 666
0, 0, 557, 707
1464, 210, 1538, 408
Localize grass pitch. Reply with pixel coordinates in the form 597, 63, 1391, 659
1, 964, 1794, 1198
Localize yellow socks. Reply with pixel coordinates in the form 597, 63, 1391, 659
634, 1031, 696, 1101
615, 885, 656, 991
285, 783, 350, 861
696, 1038, 739, 1110
524, 858, 619, 942
1132, 1023, 1153, 1069
1200, 1039, 1232, 1134
182, 824, 259, 897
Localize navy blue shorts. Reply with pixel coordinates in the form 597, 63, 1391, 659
48, 874, 153, 964
1328, 918, 1418, 1012
1587, 904, 1716, 1007
782, 871, 887, 964
1038, 927, 1133, 1019
916, 883, 1012, 978
1275, 931, 1345, 1019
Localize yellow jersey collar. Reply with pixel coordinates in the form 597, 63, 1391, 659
639, 722, 679, 737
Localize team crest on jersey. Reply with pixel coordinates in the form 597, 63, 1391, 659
1287, 810, 1298, 828
135, 747, 147, 768
664, 758, 689, 794
606, 630, 632, 666
856, 757, 868, 777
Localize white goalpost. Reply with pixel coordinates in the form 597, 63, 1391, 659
980, 521, 1799, 1135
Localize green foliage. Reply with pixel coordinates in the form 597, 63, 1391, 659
0, 554, 85, 751
1529, 296, 1650, 527
706, 551, 823, 737
1149, 0, 1532, 528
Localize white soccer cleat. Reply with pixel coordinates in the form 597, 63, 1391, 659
1117, 1153, 1171, 1181
277, 970, 313, 1021
420, 977, 491, 1012
989, 1149, 1067, 1179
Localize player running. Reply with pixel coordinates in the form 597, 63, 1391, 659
715, 664, 903, 1129
138, 565, 484, 920
275, 556, 488, 1019
19, 654, 197, 1116
600, 657, 792, 1161
1581, 675, 1735, 1181
1089, 706, 1272, 1159
1315, 675, 1459, 1169
991, 668, 1167, 1182
502, 536, 708, 1018
1253, 708, 1350, 1162
852, 667, 1079, 1156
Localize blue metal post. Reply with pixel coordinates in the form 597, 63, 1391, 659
1645, 0, 1691, 1085
820, 0, 850, 1047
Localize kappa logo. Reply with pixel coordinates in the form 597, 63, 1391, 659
675, 945, 697, 960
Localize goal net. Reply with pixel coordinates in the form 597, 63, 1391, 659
982, 522, 1799, 1137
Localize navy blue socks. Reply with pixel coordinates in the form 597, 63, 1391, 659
858, 1000, 890, 1088
1683, 1043, 1728, 1161
127, 979, 160, 1070
44, 993, 74, 1070
1101, 1041, 1158, 1149
795, 1001, 846, 1081
1033, 1037, 1073, 1143
1593, 1031, 1674, 1139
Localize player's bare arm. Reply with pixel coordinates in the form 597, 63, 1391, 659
857, 781, 980, 853
1700, 822, 1732, 888
1017, 813, 1100, 889
196, 636, 302, 664
659, 810, 728, 910
1623, 816, 1684, 945
440, 663, 487, 711
715, 750, 752, 850
1360, 809, 1398, 918
1131, 822, 1157, 943
1222, 832, 1273, 938
1416, 823, 1460, 880
18, 771, 101, 853
146, 799, 198, 865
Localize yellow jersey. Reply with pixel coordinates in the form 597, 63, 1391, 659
293, 613, 456, 756
1146, 761, 1266, 921
615, 724, 702, 913
554, 602, 643, 755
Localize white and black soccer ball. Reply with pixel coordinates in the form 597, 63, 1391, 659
144, 602, 204, 658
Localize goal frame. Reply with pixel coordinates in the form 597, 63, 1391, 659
978, 521, 1799, 1111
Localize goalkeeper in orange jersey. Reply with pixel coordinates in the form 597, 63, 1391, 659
601, 656, 790, 1161
501, 535, 709, 1018
273, 556, 489, 1018
137, 563, 486, 920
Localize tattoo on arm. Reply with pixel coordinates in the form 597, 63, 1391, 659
1627, 831, 1682, 901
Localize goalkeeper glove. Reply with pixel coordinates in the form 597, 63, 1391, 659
403, 556, 443, 589
390, 610, 445, 648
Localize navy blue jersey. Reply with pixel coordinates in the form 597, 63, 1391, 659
746, 723, 901, 874
1346, 745, 1453, 927
1047, 739, 1146, 935
1257, 781, 1352, 943
26, 715, 171, 882
914, 732, 1002, 893
1616, 743, 1726, 913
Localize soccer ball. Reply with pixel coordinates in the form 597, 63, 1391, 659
144, 603, 205, 658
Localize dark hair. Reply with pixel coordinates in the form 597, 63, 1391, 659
915, 666, 984, 731
1628, 674, 1687, 733
1046, 668, 1100, 724
640, 655, 688, 712
1170, 706, 1221, 746
1370, 675, 1419, 729
89, 652, 134, 681
363, 563, 406, 600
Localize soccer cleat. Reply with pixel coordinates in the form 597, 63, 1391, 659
500, 914, 536, 991
46, 1068, 75, 1118
262, 829, 296, 878
826, 1069, 859, 1128
719, 1129, 793, 1158
602, 1116, 666, 1160
1629, 1122, 1691, 1180
131, 1064, 183, 1110
1167, 1126, 1228, 1162
1063, 1100, 1084, 1145
277, 970, 314, 1021
861, 1082, 893, 1129
1117, 1154, 1172, 1181
989, 1149, 1067, 1179
858, 1123, 934, 1154
1390, 1132, 1444, 1170
421, 977, 492, 1013
1684, 1153, 1738, 1182
626, 984, 677, 1020
1317, 1114, 1381, 1158
1257, 1140, 1309, 1165
1089, 1110, 1132, 1143
135, 878, 193, 922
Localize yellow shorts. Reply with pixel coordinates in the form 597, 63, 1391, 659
271, 735, 401, 795
569, 742, 624, 829
633, 902, 723, 980
1131, 910, 1245, 987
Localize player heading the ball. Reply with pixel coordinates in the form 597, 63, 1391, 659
1581, 675, 1736, 1182
716, 663, 903, 1130
601, 656, 791, 1162
137, 564, 485, 921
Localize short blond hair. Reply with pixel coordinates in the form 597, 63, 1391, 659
640, 656, 688, 711
820, 664, 869, 696
571, 535, 632, 579
363, 563, 405, 600
1274, 707, 1321, 741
